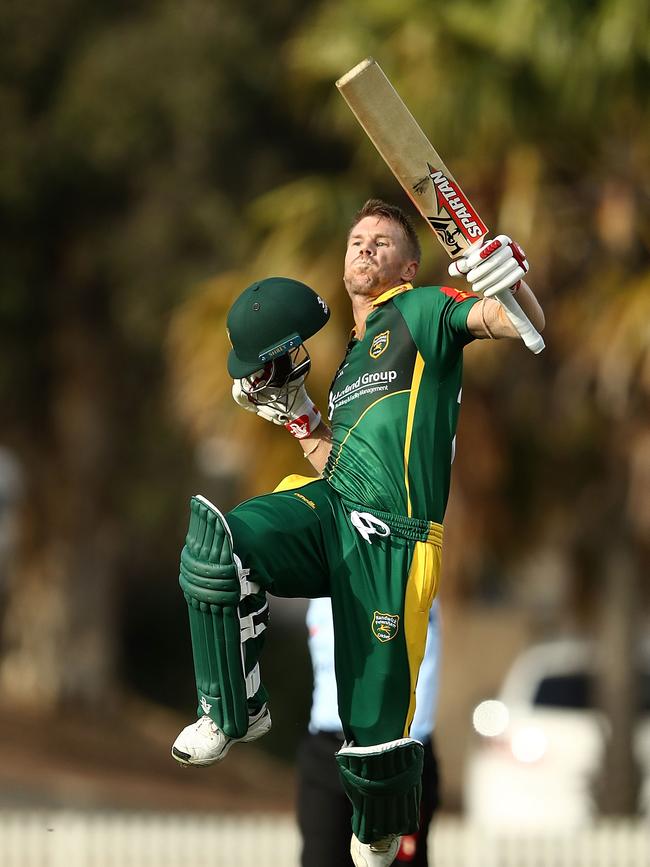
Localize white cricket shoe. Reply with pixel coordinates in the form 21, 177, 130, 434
171, 705, 271, 767
350, 833, 400, 867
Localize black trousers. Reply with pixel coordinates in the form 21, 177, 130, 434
297, 730, 440, 867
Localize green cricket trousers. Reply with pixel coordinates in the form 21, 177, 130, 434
226, 474, 443, 747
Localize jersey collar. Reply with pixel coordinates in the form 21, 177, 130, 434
350, 283, 414, 339
370, 282, 413, 308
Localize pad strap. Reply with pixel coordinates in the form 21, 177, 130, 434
234, 553, 261, 597
246, 664, 261, 698
240, 602, 269, 643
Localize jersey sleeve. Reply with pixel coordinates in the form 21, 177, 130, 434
438, 286, 481, 345
395, 285, 480, 366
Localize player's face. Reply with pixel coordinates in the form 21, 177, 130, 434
344, 216, 417, 299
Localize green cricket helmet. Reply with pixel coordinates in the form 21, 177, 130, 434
226, 277, 330, 383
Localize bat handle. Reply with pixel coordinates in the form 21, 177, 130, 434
493, 289, 545, 354
451, 242, 544, 354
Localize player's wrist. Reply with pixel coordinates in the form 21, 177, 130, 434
303, 439, 321, 459
285, 399, 321, 439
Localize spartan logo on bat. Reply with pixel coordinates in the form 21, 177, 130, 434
413, 164, 487, 256
427, 217, 464, 257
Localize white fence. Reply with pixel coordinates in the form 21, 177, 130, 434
0, 812, 648, 867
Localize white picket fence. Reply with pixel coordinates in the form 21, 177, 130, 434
0, 812, 648, 867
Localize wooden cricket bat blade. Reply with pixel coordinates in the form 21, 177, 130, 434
337, 58, 488, 259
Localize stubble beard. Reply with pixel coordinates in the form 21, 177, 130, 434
344, 261, 383, 298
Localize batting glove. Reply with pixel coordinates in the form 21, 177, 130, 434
448, 235, 529, 297
232, 378, 321, 440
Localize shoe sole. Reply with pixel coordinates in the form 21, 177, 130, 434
171, 707, 271, 768
171, 736, 236, 768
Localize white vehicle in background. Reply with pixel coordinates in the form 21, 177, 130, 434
464, 638, 650, 830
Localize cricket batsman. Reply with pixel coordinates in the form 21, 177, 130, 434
172, 199, 545, 866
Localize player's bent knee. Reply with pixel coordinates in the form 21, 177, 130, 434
335, 738, 424, 844
179, 495, 267, 739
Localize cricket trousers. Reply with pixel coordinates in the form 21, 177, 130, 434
226, 475, 443, 746
297, 731, 440, 867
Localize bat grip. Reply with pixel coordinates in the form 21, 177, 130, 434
494, 289, 545, 354
450, 249, 544, 353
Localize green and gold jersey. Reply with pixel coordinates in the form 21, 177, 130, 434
323, 283, 480, 524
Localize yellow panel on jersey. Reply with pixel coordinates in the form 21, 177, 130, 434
402, 533, 443, 737
369, 282, 413, 308
273, 474, 318, 493
403, 351, 425, 518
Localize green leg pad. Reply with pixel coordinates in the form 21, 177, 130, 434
179, 495, 249, 739
335, 738, 424, 844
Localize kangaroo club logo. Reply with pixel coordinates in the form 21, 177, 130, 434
372, 611, 400, 643
369, 330, 390, 359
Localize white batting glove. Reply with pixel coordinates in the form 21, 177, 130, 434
448, 235, 529, 297
232, 378, 321, 439
232, 378, 262, 415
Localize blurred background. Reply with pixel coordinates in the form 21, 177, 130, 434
1, 0, 649, 861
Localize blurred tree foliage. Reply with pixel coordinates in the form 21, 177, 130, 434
0, 0, 325, 706
171, 0, 650, 606
1, 0, 649, 802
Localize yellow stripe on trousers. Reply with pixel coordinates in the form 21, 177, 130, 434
402, 533, 443, 738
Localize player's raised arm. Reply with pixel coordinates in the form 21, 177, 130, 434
451, 235, 545, 341
336, 59, 544, 354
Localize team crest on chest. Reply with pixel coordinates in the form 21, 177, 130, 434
372, 611, 400, 642
369, 330, 390, 359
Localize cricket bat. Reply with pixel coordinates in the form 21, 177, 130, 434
336, 58, 544, 354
